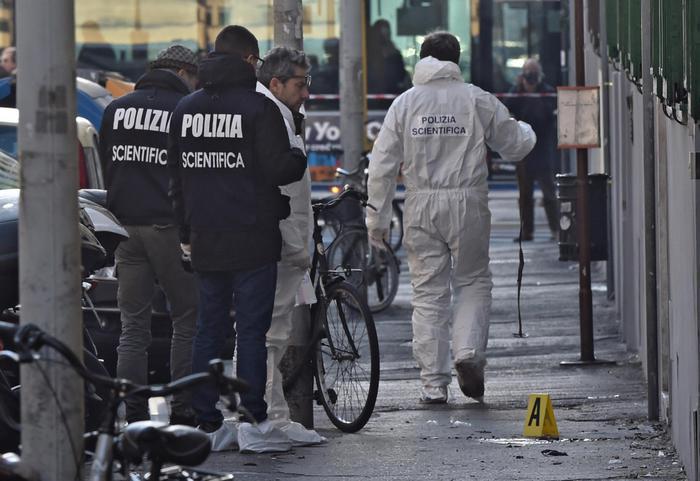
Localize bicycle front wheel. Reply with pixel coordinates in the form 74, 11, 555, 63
314, 281, 379, 433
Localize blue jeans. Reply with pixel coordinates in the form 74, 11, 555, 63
191, 263, 277, 424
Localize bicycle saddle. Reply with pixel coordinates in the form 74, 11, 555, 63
78, 189, 108, 208
119, 421, 211, 467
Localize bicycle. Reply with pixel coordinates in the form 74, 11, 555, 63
327, 227, 400, 314
332, 152, 404, 252
324, 155, 401, 314
283, 187, 380, 433
0, 321, 247, 481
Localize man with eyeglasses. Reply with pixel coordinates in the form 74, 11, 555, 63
254, 47, 325, 447
168, 25, 307, 453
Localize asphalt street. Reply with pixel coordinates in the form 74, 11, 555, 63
198, 189, 686, 481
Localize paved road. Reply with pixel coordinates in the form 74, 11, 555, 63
200, 190, 686, 480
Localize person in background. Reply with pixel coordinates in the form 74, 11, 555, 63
168, 25, 307, 453
365, 31, 535, 404
256, 46, 325, 446
506, 58, 558, 242
1, 46, 15, 75
367, 19, 409, 94
99, 45, 199, 426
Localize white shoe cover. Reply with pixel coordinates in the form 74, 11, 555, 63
278, 421, 326, 446
419, 385, 448, 404
205, 420, 239, 452
238, 420, 292, 454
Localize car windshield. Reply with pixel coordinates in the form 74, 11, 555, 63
0, 125, 18, 158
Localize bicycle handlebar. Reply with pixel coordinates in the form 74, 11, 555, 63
313, 186, 375, 212
0, 321, 249, 399
335, 154, 370, 179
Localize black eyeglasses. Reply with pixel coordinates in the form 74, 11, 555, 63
252, 55, 265, 69
279, 74, 312, 88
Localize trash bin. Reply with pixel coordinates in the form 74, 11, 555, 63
556, 173, 609, 262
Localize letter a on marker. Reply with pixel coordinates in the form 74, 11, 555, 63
523, 393, 558, 438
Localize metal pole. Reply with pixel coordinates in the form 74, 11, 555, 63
641, 0, 659, 421
17, 0, 83, 479
274, 0, 304, 48
471, 0, 494, 92
575, 0, 595, 362
561, 0, 613, 367
599, 0, 615, 301
272, 0, 314, 429
339, 0, 364, 171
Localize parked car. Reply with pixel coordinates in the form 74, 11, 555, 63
0, 107, 104, 189
0, 76, 113, 131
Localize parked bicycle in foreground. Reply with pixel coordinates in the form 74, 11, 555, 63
283, 187, 380, 433
0, 321, 248, 481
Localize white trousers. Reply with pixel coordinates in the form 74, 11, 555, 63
265, 261, 306, 421
403, 189, 493, 389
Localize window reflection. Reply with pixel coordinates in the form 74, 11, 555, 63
70, 0, 470, 97
0, 148, 18, 189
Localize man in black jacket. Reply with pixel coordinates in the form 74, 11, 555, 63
99, 45, 199, 425
168, 26, 307, 453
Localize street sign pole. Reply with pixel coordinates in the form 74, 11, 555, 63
560, 0, 614, 367
17, 0, 84, 478
340, 0, 365, 172
272, 0, 315, 429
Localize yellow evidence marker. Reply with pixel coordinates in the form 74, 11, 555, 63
523, 393, 559, 438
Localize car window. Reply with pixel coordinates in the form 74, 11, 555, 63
0, 149, 18, 189
0, 125, 17, 158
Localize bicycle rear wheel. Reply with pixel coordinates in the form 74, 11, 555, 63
328, 229, 399, 313
314, 281, 379, 433
388, 200, 404, 252
326, 227, 367, 291
365, 242, 400, 314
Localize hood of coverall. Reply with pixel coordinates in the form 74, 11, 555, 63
413, 56, 464, 86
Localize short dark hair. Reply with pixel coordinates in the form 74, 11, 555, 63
419, 31, 460, 64
214, 25, 259, 57
258, 47, 310, 88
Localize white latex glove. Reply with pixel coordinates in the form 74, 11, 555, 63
368, 229, 389, 251
180, 243, 192, 257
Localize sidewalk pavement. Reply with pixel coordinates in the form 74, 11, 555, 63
199, 190, 686, 480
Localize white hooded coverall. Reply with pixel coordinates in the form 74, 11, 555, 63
255, 82, 313, 421
366, 57, 536, 390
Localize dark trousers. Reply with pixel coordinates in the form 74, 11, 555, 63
116, 225, 198, 422
516, 164, 559, 237
191, 263, 277, 424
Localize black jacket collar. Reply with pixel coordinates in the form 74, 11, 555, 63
135, 69, 191, 95
198, 52, 257, 92
292, 110, 305, 135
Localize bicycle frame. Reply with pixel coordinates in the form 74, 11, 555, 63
282, 191, 368, 391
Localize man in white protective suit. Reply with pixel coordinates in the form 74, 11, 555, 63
366, 32, 536, 404
256, 46, 325, 445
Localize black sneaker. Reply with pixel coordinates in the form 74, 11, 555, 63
170, 411, 197, 427
455, 359, 485, 401
197, 420, 223, 433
